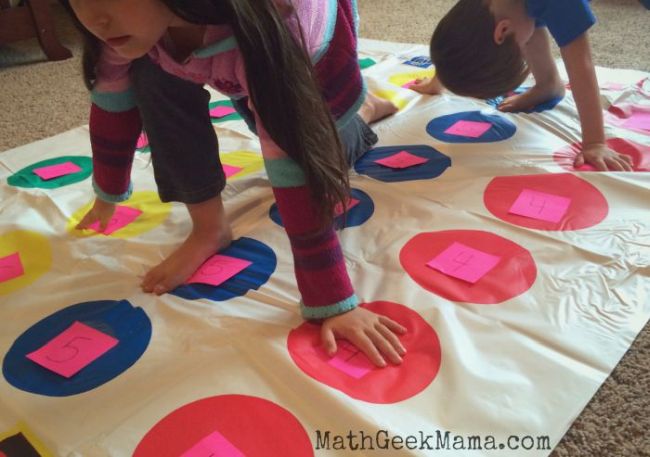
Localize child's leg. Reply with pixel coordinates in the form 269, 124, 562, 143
142, 195, 232, 294
499, 28, 565, 112
338, 113, 379, 165
232, 93, 384, 167
130, 56, 232, 294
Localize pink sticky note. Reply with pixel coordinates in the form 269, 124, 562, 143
88, 205, 143, 235
402, 79, 417, 89
603, 82, 627, 91
0, 252, 24, 283
374, 150, 429, 169
508, 189, 571, 223
181, 431, 244, 457
136, 132, 149, 149
623, 112, 650, 132
32, 162, 82, 181
186, 254, 252, 286
210, 106, 237, 118
444, 120, 493, 138
223, 164, 243, 178
334, 197, 360, 217
26, 321, 119, 378
426, 242, 501, 284
327, 340, 375, 379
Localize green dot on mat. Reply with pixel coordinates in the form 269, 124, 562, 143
209, 99, 243, 124
359, 57, 377, 70
7, 156, 92, 189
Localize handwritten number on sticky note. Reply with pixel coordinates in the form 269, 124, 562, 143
451, 252, 474, 272
45, 336, 92, 363
528, 196, 547, 215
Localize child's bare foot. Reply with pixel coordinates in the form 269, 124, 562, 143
141, 196, 232, 295
359, 92, 398, 124
498, 78, 565, 112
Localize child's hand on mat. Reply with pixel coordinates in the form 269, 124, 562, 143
320, 307, 407, 367
410, 76, 443, 95
575, 143, 633, 171
76, 198, 116, 232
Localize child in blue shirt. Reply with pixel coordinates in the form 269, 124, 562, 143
413, 0, 633, 172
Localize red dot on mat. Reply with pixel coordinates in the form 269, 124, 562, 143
287, 301, 441, 404
484, 173, 609, 231
400, 230, 537, 304
133, 395, 313, 457
553, 138, 650, 172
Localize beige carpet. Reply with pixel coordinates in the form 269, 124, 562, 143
0, 1, 648, 455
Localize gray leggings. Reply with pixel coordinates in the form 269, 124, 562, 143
130, 55, 378, 204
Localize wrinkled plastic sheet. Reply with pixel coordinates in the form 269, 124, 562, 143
0, 39, 648, 456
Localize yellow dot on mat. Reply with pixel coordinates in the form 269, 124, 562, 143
67, 191, 172, 239
373, 89, 409, 111
388, 68, 436, 88
221, 150, 264, 180
0, 230, 52, 296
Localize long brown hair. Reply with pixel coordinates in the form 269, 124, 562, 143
431, 0, 529, 99
65, 0, 350, 225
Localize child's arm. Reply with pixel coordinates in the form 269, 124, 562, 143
560, 33, 632, 171
76, 47, 142, 230
252, 112, 405, 367
499, 27, 563, 113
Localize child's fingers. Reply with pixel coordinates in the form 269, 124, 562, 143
605, 156, 625, 172
617, 155, 633, 171
619, 154, 633, 165
367, 329, 402, 365
351, 333, 386, 368
591, 158, 607, 171
610, 156, 632, 172
573, 153, 585, 169
378, 315, 407, 334
320, 326, 338, 356
376, 323, 406, 356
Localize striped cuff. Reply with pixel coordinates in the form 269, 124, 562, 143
93, 178, 133, 203
264, 157, 307, 187
300, 294, 359, 320
193, 36, 238, 58
91, 88, 137, 113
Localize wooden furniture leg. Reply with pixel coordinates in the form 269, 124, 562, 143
0, 0, 72, 62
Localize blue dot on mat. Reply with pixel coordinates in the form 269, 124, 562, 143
171, 237, 276, 301
354, 145, 451, 183
426, 111, 517, 143
2, 300, 151, 397
486, 87, 563, 113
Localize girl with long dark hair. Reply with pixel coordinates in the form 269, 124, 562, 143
65, 0, 405, 366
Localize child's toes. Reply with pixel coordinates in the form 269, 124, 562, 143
153, 283, 169, 295
141, 270, 161, 293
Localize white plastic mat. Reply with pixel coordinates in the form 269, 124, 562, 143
0, 39, 648, 456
